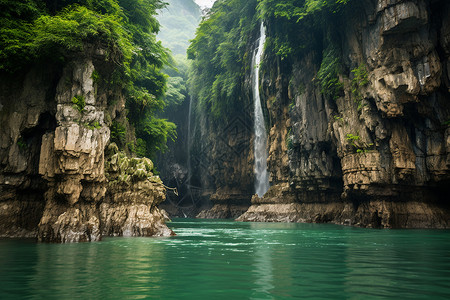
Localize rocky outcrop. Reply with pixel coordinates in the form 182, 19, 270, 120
237, 0, 450, 228
101, 147, 174, 238
0, 54, 173, 241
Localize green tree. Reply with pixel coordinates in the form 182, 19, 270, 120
0, 0, 176, 159
187, 0, 259, 119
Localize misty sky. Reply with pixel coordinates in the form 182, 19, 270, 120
194, 0, 216, 9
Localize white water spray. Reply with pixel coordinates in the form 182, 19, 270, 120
253, 22, 269, 197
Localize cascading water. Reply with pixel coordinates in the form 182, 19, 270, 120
187, 97, 192, 185
253, 22, 269, 197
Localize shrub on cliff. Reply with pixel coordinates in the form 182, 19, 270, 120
187, 0, 259, 119
187, 0, 351, 119
0, 0, 176, 159
258, 0, 350, 61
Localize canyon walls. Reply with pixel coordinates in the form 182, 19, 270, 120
191, 0, 450, 228
187, 0, 259, 218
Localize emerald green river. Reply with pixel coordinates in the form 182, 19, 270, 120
1, 219, 449, 299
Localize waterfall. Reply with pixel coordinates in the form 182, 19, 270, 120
187, 96, 193, 186
253, 22, 269, 197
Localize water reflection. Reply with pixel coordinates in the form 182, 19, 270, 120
23, 238, 167, 299
344, 230, 450, 298
0, 239, 39, 298
251, 242, 274, 299
0, 221, 449, 299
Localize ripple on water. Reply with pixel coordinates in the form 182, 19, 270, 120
0, 219, 449, 299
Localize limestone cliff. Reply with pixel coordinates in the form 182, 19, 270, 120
238, 0, 450, 228
0, 53, 173, 241
187, 0, 450, 228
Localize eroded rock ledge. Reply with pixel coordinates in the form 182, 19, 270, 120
0, 57, 173, 242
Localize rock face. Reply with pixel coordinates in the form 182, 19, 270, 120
186, 32, 257, 219
205, 0, 450, 228
101, 148, 173, 238
191, 71, 255, 219
238, 0, 450, 228
0, 55, 173, 241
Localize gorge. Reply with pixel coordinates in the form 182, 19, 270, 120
187, 0, 450, 228
1, 0, 450, 245
1, 0, 450, 298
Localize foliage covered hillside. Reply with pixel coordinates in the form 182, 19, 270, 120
187, 0, 351, 118
187, 0, 259, 119
0, 0, 176, 159
157, 0, 201, 109
157, 0, 201, 56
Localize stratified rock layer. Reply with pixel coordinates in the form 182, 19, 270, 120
0, 55, 173, 242
237, 0, 449, 228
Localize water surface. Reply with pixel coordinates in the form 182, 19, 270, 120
1, 219, 449, 299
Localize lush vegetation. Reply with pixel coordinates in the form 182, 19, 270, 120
346, 133, 374, 154
258, 0, 350, 22
351, 63, 369, 109
0, 0, 176, 159
156, 0, 201, 112
257, 0, 350, 60
187, 0, 259, 119
258, 0, 352, 104
317, 46, 343, 100
187, 0, 352, 120
157, 0, 201, 56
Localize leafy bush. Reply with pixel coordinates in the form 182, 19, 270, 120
187, 0, 259, 119
351, 63, 369, 109
286, 128, 294, 150
17, 136, 28, 152
346, 133, 373, 154
32, 5, 130, 56
135, 138, 148, 158
0, 0, 179, 159
257, 0, 350, 61
317, 47, 343, 100
71, 95, 86, 113
85, 121, 102, 130
258, 0, 350, 22
110, 121, 126, 148
164, 76, 186, 106
136, 117, 177, 156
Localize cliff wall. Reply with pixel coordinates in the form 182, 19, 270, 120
192, 83, 255, 219
238, 0, 450, 228
186, 0, 450, 228
0, 52, 173, 241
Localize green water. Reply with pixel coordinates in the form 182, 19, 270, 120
1, 219, 449, 299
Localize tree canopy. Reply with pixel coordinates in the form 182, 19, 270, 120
0, 0, 176, 159
187, 0, 259, 119
187, 0, 351, 119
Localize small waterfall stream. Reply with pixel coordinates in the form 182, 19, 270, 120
253, 22, 269, 197
187, 97, 192, 185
